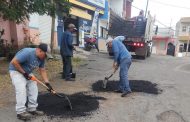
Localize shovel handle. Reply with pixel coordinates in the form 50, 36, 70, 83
31, 76, 73, 110
31, 76, 56, 94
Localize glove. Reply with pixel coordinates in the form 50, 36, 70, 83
45, 83, 53, 92
23, 73, 32, 80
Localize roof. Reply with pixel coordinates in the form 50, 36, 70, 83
180, 17, 190, 23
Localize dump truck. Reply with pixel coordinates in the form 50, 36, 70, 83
108, 10, 155, 59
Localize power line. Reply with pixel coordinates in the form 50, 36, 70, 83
131, 5, 175, 30
131, 5, 142, 11
150, 0, 190, 10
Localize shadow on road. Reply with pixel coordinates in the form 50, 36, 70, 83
92, 80, 162, 95
37, 92, 106, 118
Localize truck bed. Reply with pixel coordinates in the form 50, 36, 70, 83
108, 10, 146, 38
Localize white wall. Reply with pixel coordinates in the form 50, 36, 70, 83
109, 0, 123, 17
29, 14, 58, 45
29, 14, 39, 28
98, 19, 108, 38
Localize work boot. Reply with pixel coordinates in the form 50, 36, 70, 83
121, 91, 132, 97
17, 112, 32, 120
28, 110, 44, 116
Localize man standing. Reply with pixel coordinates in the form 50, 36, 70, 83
107, 36, 132, 97
60, 23, 77, 81
9, 43, 53, 120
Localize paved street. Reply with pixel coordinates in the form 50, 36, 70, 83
0, 53, 190, 122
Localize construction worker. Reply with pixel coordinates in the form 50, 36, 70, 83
9, 43, 53, 120
135, 10, 146, 36
60, 23, 77, 81
107, 36, 132, 97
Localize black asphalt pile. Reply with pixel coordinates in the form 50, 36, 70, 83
37, 92, 106, 118
92, 80, 162, 95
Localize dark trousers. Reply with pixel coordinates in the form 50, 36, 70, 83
62, 56, 72, 79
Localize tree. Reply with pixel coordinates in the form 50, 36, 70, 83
0, 0, 71, 23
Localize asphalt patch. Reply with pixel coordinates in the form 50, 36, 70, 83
92, 80, 162, 95
37, 92, 106, 118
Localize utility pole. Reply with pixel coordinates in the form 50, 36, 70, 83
50, 0, 55, 53
145, 0, 149, 17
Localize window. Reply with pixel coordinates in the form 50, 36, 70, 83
182, 26, 186, 32
101, 27, 108, 39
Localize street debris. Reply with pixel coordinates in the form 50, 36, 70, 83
92, 80, 162, 95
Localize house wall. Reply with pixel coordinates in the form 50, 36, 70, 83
153, 37, 177, 55
0, 19, 11, 43
0, 17, 27, 47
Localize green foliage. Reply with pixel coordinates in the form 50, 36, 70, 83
0, 0, 71, 23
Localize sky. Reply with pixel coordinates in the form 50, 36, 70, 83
131, 0, 190, 29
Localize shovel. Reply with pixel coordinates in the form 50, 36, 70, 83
102, 68, 118, 89
31, 76, 73, 110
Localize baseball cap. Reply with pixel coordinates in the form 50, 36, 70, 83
68, 23, 77, 30
38, 43, 53, 59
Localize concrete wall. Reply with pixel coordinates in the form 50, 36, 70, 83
29, 14, 58, 47
123, 0, 132, 19
0, 18, 11, 43
109, 0, 123, 17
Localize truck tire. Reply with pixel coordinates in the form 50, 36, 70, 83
142, 50, 147, 59
147, 49, 151, 57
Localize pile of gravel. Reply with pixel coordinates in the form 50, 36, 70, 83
92, 80, 162, 95
37, 92, 106, 118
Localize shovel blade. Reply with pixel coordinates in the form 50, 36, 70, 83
102, 78, 108, 89
55, 93, 73, 110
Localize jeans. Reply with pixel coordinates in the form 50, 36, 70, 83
119, 58, 132, 92
9, 71, 38, 114
62, 56, 72, 79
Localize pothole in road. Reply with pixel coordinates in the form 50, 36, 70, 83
92, 80, 162, 95
37, 92, 106, 118
157, 110, 186, 122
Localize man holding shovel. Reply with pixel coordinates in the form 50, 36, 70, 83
60, 23, 77, 81
9, 43, 53, 120
107, 36, 132, 97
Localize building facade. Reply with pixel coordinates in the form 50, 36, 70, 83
0, 0, 132, 53
176, 17, 190, 56
0, 18, 29, 47
29, 0, 107, 50
152, 27, 176, 56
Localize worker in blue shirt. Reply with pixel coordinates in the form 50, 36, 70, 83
60, 23, 77, 81
9, 43, 53, 120
107, 36, 132, 97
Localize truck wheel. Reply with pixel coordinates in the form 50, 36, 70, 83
147, 48, 152, 57
142, 51, 147, 59
147, 50, 151, 57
